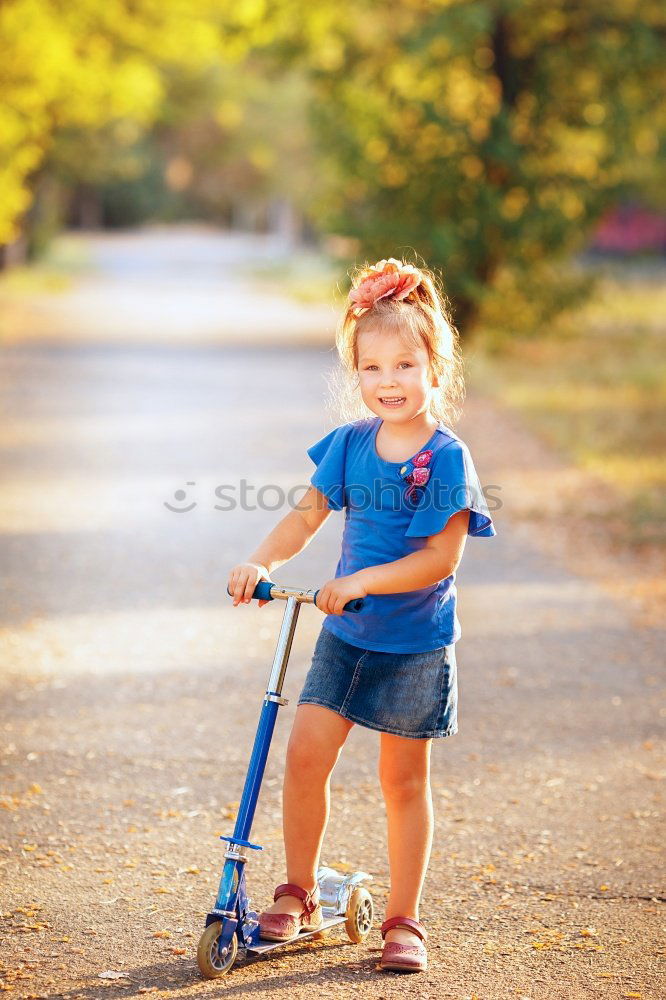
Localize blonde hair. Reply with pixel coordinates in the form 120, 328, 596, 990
326, 255, 465, 427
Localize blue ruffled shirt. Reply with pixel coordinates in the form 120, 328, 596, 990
307, 415, 496, 653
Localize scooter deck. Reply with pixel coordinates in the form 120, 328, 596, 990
246, 913, 346, 954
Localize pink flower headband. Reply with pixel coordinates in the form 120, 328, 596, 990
348, 258, 422, 318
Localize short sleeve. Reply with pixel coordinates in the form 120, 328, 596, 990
405, 439, 496, 538
306, 424, 351, 511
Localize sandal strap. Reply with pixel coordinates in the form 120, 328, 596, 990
381, 916, 427, 943
273, 882, 320, 915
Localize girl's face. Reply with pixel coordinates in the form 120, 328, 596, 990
356, 328, 437, 423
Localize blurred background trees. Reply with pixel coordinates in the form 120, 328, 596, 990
294, 0, 666, 329
1, 0, 664, 330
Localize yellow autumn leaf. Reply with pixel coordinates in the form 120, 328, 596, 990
327, 860, 355, 873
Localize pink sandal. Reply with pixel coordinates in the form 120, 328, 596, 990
258, 882, 323, 941
380, 916, 428, 972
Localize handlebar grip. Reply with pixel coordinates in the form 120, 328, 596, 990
312, 588, 364, 613
250, 581, 275, 602
226, 582, 274, 601
226, 582, 364, 613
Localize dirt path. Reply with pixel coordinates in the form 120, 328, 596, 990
1, 230, 663, 999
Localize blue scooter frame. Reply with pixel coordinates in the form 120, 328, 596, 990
197, 581, 373, 978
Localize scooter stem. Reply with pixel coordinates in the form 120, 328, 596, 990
266, 594, 300, 699
231, 595, 300, 844
219, 583, 363, 861
212, 586, 364, 915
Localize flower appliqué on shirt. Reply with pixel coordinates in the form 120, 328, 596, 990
399, 449, 433, 505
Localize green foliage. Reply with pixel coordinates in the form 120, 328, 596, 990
0, 1, 316, 247
283, 0, 666, 331
1, 0, 664, 336
469, 260, 666, 547
0, 0, 225, 244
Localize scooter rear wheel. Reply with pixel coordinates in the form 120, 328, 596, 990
345, 886, 374, 943
197, 922, 238, 978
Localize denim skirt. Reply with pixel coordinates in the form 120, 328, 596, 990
297, 625, 458, 740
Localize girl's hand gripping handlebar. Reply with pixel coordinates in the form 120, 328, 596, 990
226, 580, 364, 614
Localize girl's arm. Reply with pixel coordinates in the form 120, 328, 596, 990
247, 485, 332, 572
357, 509, 471, 596
315, 509, 471, 615
229, 486, 333, 605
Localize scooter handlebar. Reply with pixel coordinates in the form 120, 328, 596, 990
226, 581, 364, 613
312, 588, 365, 614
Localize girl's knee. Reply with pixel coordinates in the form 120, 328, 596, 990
379, 733, 431, 800
285, 736, 334, 779
379, 766, 429, 802
379, 760, 430, 801
286, 713, 348, 776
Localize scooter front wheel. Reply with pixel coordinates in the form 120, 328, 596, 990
345, 886, 374, 943
197, 922, 238, 978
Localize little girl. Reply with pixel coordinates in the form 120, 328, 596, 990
227, 257, 496, 973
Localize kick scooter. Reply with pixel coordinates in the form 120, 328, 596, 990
196, 580, 375, 979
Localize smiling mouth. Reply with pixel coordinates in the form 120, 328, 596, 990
379, 397, 406, 406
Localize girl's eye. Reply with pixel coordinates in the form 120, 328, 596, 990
363, 362, 412, 371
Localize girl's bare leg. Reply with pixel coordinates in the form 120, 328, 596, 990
262, 704, 354, 916
379, 733, 433, 946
